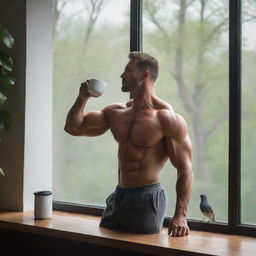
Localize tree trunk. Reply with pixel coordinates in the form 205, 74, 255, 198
192, 107, 211, 182
174, 0, 211, 180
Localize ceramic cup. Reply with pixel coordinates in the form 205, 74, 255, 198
34, 191, 52, 219
88, 79, 106, 97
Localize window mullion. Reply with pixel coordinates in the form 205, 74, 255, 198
228, 0, 242, 230
130, 0, 142, 52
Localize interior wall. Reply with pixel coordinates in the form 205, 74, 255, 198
0, 0, 26, 211
24, 0, 53, 211
0, 0, 53, 211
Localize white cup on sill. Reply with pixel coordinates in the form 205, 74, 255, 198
34, 191, 52, 220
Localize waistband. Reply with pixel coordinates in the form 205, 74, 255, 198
116, 183, 162, 193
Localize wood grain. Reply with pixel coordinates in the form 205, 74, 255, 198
0, 210, 255, 256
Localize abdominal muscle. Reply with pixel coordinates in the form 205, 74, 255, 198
118, 140, 168, 188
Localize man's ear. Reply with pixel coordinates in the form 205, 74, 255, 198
145, 70, 150, 79
139, 70, 149, 84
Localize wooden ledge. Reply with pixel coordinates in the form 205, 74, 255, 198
0, 210, 255, 256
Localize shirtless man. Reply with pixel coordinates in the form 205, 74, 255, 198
64, 52, 193, 236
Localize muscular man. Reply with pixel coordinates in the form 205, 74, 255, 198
64, 52, 193, 236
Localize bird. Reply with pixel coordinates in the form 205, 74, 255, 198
200, 194, 215, 222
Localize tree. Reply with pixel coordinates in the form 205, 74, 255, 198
144, 0, 256, 220
53, 0, 109, 64
144, 0, 229, 181
52, 0, 129, 204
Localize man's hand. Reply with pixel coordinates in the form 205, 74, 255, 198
79, 80, 96, 99
168, 215, 189, 237
79, 80, 91, 99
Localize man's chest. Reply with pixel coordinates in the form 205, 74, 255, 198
107, 109, 164, 147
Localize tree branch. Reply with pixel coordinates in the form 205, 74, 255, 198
53, 0, 68, 39
243, 16, 256, 22
143, 2, 170, 38
186, 0, 196, 8
205, 18, 228, 44
206, 114, 227, 138
173, 0, 194, 116
80, 0, 109, 54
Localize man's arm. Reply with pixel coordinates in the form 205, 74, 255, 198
161, 110, 193, 237
64, 81, 109, 136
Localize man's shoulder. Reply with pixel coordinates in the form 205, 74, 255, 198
158, 108, 186, 128
154, 97, 183, 120
153, 97, 173, 112
155, 101, 187, 140
155, 97, 175, 119
103, 102, 127, 112
105, 99, 133, 110
157, 108, 177, 127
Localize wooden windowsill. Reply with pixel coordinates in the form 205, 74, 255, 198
0, 210, 255, 256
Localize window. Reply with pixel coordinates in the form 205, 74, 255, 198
241, 0, 256, 225
53, 0, 129, 205
143, 0, 229, 222
53, 0, 256, 237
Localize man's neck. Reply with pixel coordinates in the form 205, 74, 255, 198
131, 82, 155, 112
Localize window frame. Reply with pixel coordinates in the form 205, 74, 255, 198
53, 0, 256, 237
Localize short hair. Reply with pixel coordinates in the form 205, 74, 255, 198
128, 51, 159, 81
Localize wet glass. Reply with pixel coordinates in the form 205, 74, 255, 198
53, 0, 130, 205
143, 0, 229, 222
241, 0, 256, 225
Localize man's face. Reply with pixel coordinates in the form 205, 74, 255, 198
120, 60, 144, 92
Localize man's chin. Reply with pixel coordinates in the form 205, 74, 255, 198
121, 86, 130, 92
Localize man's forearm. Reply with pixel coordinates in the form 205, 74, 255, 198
174, 168, 193, 217
64, 95, 89, 133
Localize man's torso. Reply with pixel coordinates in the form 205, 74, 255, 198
105, 98, 174, 188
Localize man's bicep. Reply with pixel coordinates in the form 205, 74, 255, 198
174, 135, 193, 170
83, 111, 108, 127
78, 110, 109, 136
164, 137, 178, 168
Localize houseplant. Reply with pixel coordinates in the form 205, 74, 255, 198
0, 24, 15, 176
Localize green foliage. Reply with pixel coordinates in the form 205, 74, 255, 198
0, 24, 15, 175
0, 25, 15, 126
0, 110, 10, 130
0, 25, 14, 48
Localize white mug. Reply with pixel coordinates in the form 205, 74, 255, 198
34, 191, 52, 219
88, 79, 106, 97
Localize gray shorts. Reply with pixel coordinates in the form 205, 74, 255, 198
99, 183, 167, 234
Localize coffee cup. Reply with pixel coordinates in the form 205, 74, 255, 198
88, 79, 106, 97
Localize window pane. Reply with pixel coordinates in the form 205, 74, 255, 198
53, 0, 129, 205
241, 0, 256, 225
143, 0, 229, 222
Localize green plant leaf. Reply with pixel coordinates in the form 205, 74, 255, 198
1, 68, 7, 75
0, 25, 14, 48
0, 168, 4, 176
0, 110, 10, 130
0, 84, 7, 94
0, 51, 13, 71
0, 90, 7, 105
0, 72, 15, 85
